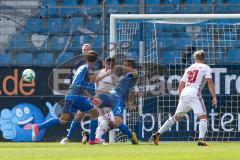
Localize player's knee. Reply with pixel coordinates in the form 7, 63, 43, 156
108, 121, 115, 130
74, 112, 83, 121
198, 114, 208, 120
99, 120, 109, 131
173, 115, 182, 122
89, 109, 99, 119
74, 116, 82, 122
60, 113, 72, 124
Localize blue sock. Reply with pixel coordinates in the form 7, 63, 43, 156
38, 118, 60, 130
89, 119, 98, 141
67, 119, 79, 139
119, 124, 133, 139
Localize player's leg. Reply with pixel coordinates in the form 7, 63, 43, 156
88, 108, 100, 144
113, 98, 138, 145
95, 108, 113, 142
96, 116, 109, 142
192, 97, 208, 146
60, 111, 83, 144
152, 96, 191, 145
32, 99, 73, 141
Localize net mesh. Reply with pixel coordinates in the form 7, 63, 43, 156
113, 16, 240, 142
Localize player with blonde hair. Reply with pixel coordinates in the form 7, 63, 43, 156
152, 50, 217, 146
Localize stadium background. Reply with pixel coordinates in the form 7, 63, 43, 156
0, 0, 240, 142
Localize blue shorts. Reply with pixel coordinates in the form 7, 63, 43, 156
98, 93, 125, 117
62, 95, 94, 114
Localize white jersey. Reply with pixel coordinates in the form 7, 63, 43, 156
180, 63, 212, 98
96, 69, 115, 93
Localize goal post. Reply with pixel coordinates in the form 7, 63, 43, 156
110, 14, 240, 54
109, 14, 240, 142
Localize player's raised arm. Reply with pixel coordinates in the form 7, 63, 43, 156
92, 69, 112, 82
115, 59, 138, 77
122, 66, 138, 77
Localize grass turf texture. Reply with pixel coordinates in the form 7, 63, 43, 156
0, 142, 239, 160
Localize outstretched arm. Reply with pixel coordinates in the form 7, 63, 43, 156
115, 65, 138, 77
207, 78, 217, 107
91, 70, 112, 82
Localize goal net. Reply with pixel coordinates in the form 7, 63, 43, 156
110, 14, 240, 142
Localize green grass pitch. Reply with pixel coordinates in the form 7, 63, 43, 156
0, 142, 239, 160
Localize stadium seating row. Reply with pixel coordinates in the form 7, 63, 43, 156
0, 48, 239, 66
0, 52, 74, 66
2, 0, 240, 66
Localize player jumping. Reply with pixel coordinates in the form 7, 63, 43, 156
151, 50, 217, 146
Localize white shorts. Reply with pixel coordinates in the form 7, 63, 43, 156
175, 96, 207, 117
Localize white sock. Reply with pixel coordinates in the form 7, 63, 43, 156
199, 119, 208, 139
158, 117, 175, 134
96, 119, 109, 139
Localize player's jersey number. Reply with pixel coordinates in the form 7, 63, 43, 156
187, 69, 199, 83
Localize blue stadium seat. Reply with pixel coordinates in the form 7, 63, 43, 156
145, 0, 160, 13
87, 19, 102, 33
92, 36, 102, 49
124, 0, 138, 4
60, 0, 78, 15
105, 0, 119, 4
147, 0, 181, 13
146, 0, 160, 4
105, 0, 120, 14
24, 18, 42, 33
9, 34, 28, 50
16, 53, 33, 65
45, 18, 62, 33
122, 0, 139, 13
162, 51, 181, 65
186, 0, 202, 12
55, 52, 74, 65
35, 53, 54, 66
0, 54, 12, 66
215, 0, 240, 13
158, 37, 174, 48
51, 36, 68, 50
40, 0, 58, 16
172, 37, 191, 48
82, 0, 100, 15
42, 0, 56, 6
126, 51, 138, 61
83, 0, 99, 5
224, 49, 240, 63
69, 17, 83, 31
70, 35, 90, 50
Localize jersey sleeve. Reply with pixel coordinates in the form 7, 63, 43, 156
181, 69, 188, 82
205, 66, 212, 79
72, 66, 88, 86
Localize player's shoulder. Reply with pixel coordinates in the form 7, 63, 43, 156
77, 63, 89, 72
192, 63, 210, 69
96, 69, 106, 75
74, 58, 86, 69
200, 63, 211, 71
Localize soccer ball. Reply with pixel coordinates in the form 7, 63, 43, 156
22, 69, 35, 82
